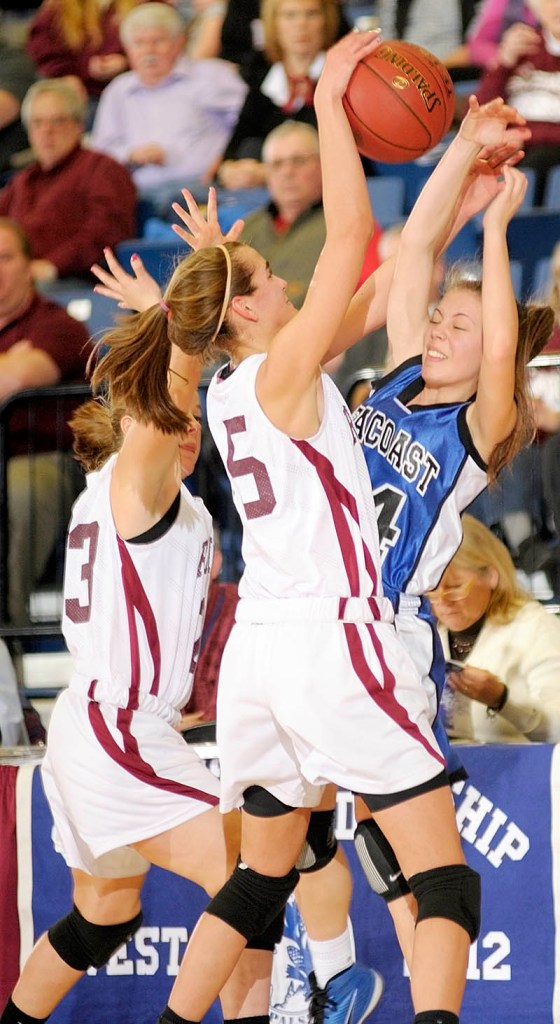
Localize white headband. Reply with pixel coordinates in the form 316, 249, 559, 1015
212, 244, 232, 342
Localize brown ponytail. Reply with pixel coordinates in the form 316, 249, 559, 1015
90, 303, 189, 436
488, 301, 555, 481
70, 398, 124, 473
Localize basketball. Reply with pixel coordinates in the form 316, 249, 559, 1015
343, 39, 455, 163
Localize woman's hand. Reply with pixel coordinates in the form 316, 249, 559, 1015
482, 164, 527, 231
454, 139, 525, 224
498, 21, 540, 69
314, 27, 382, 104
217, 159, 266, 189
171, 186, 245, 250
460, 94, 531, 153
448, 664, 507, 710
91, 248, 162, 312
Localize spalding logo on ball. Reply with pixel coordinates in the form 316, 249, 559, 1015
343, 40, 455, 163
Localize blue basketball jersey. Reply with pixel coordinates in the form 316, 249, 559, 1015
353, 357, 488, 782
353, 356, 488, 603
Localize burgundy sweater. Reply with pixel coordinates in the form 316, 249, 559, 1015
27, 4, 126, 99
0, 146, 136, 278
476, 32, 560, 149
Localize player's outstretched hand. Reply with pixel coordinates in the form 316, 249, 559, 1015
315, 27, 382, 104
455, 137, 525, 225
171, 186, 245, 250
92, 248, 162, 312
460, 94, 531, 153
482, 164, 528, 230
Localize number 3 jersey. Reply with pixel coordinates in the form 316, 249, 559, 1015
207, 353, 390, 609
62, 453, 214, 723
353, 356, 488, 602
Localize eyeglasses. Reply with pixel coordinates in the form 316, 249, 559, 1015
426, 576, 478, 606
266, 154, 319, 172
28, 116, 76, 130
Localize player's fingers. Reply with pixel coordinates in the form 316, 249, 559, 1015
103, 246, 129, 280
224, 218, 246, 242
91, 261, 120, 287
93, 283, 120, 301
206, 186, 218, 222
171, 201, 194, 228
171, 223, 193, 246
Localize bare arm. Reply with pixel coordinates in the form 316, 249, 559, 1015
111, 349, 202, 538
324, 116, 529, 365
467, 165, 527, 459
256, 31, 381, 435
0, 342, 59, 402
386, 97, 529, 370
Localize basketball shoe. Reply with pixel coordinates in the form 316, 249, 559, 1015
308, 963, 384, 1024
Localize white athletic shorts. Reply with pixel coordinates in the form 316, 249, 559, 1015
394, 597, 438, 722
42, 688, 220, 877
217, 596, 445, 813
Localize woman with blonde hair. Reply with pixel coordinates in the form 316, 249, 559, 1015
27, 0, 140, 103
217, 0, 341, 189
432, 514, 560, 743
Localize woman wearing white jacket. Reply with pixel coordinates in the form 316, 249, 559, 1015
433, 514, 560, 743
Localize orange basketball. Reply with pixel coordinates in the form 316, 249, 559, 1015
342, 40, 455, 163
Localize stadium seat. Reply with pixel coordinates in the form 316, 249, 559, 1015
532, 256, 552, 298
365, 176, 406, 227
542, 165, 560, 208
370, 159, 432, 214
505, 209, 560, 297
115, 238, 188, 287
45, 285, 117, 342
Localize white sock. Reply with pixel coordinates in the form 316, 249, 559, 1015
307, 919, 355, 989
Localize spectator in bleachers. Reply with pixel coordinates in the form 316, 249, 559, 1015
91, 2, 247, 214
236, 120, 381, 308
538, 243, 560, 548
464, 0, 538, 69
216, 0, 341, 191
219, 0, 269, 80
26, 0, 142, 121
476, 0, 560, 204
179, 0, 226, 59
0, 217, 90, 626
376, 0, 480, 62
0, 36, 36, 182
219, 0, 349, 81
0, 637, 24, 745
433, 514, 560, 743
0, 78, 136, 284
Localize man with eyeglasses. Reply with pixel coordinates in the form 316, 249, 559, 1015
240, 119, 382, 308
0, 78, 136, 284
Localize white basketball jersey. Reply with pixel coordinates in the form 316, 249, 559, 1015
62, 455, 213, 722
207, 354, 384, 601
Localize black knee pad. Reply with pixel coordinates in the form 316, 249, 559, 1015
354, 819, 411, 902
297, 810, 338, 873
206, 861, 299, 942
48, 904, 143, 971
246, 908, 285, 950
409, 864, 481, 942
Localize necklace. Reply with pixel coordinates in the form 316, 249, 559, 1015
448, 612, 486, 662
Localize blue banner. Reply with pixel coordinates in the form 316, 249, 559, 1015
5, 743, 558, 1023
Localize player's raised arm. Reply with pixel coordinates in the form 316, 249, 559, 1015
468, 165, 526, 460
385, 96, 529, 367
256, 30, 382, 427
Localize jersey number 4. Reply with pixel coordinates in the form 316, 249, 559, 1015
373, 484, 405, 561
